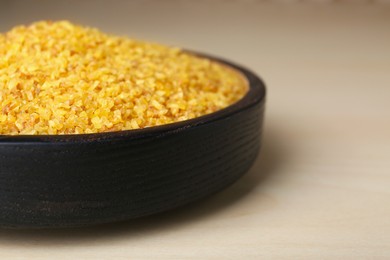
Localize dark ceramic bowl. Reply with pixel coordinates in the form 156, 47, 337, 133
0, 53, 266, 228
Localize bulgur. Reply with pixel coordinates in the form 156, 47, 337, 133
0, 21, 247, 135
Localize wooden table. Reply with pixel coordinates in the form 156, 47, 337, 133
0, 1, 389, 259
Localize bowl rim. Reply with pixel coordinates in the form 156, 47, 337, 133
0, 52, 266, 143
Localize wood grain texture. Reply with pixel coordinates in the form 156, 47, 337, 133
0, 0, 389, 259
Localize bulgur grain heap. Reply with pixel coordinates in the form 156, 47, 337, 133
0, 21, 247, 135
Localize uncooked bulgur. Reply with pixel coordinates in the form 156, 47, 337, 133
0, 21, 247, 135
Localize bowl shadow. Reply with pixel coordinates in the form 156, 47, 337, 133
0, 124, 285, 246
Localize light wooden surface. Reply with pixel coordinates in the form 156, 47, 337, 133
1, 1, 390, 259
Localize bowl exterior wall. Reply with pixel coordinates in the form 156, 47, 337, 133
0, 101, 264, 228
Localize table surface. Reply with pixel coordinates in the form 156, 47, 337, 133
1, 1, 390, 259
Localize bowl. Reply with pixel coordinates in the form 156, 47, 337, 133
0, 53, 266, 228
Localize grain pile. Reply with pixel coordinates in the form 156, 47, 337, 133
0, 21, 247, 135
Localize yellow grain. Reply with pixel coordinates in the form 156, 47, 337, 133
0, 21, 247, 135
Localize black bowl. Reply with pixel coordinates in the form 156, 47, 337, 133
0, 53, 266, 228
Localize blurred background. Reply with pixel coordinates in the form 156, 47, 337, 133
1, 0, 389, 125
0, 1, 389, 259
